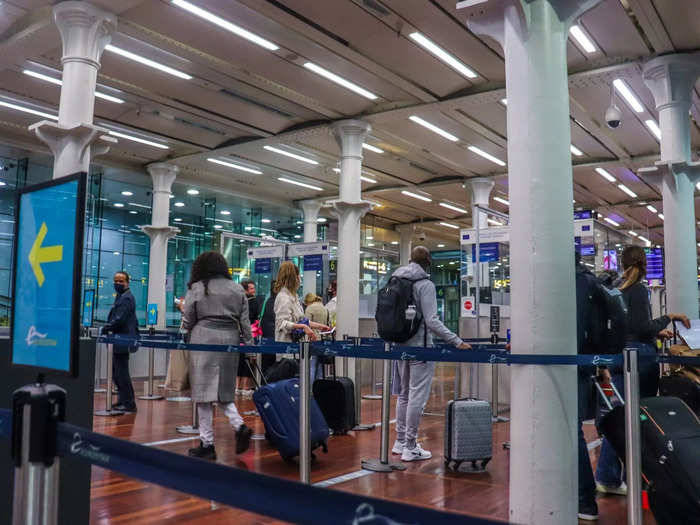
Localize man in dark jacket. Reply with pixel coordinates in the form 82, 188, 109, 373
103, 271, 139, 413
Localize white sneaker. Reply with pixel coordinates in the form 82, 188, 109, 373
391, 440, 405, 455
401, 443, 432, 462
596, 481, 627, 496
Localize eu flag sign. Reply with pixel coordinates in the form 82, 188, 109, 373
11, 173, 86, 375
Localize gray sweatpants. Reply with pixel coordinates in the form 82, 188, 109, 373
394, 360, 436, 449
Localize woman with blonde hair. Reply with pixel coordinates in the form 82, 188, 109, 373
594, 244, 690, 494
274, 261, 329, 343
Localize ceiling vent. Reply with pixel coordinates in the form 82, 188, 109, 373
363, 0, 391, 16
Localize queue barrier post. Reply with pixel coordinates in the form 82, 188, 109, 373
11, 382, 64, 525
94, 339, 106, 393
95, 344, 124, 416
623, 347, 643, 525
139, 347, 164, 401
299, 341, 311, 484
176, 401, 199, 435
350, 337, 375, 431
361, 342, 406, 473
362, 358, 382, 400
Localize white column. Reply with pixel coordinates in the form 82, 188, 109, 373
30, 1, 117, 179
642, 54, 700, 317
300, 200, 322, 297
465, 1, 601, 523
331, 120, 371, 380
396, 224, 414, 266
142, 163, 179, 330
466, 177, 495, 229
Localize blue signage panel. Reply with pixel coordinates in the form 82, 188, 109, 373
11, 173, 86, 375
147, 303, 158, 326
82, 289, 95, 327
574, 210, 594, 220
471, 242, 500, 262
303, 254, 323, 271
254, 258, 272, 274
646, 248, 664, 280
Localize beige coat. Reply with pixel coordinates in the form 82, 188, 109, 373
274, 287, 304, 342
305, 301, 329, 338
183, 277, 252, 403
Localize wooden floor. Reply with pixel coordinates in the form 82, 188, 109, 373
90, 365, 656, 524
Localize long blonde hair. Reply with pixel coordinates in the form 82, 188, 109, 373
274, 261, 300, 294
619, 245, 646, 291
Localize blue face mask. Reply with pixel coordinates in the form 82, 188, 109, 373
114, 283, 126, 294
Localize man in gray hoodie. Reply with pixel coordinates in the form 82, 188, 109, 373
391, 246, 471, 461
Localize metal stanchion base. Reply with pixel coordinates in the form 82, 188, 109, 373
139, 394, 164, 400
492, 415, 509, 423
502, 441, 510, 450
362, 394, 382, 400
361, 459, 406, 472
242, 410, 258, 416
175, 425, 200, 435
251, 433, 266, 441
352, 424, 376, 431
94, 388, 106, 393
95, 409, 124, 417
167, 396, 191, 402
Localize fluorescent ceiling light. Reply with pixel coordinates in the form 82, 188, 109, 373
220, 210, 231, 215
570, 144, 583, 156
644, 119, 661, 141
569, 25, 596, 53
129, 210, 137, 215
207, 158, 262, 174
618, 184, 637, 198
317, 217, 327, 223
439, 202, 468, 214
391, 241, 399, 245
401, 190, 432, 202
105, 44, 192, 80
658, 213, 664, 220
278, 177, 323, 191
114, 203, 124, 208
487, 218, 503, 226
638, 235, 651, 246
23, 70, 125, 103
303, 62, 378, 100
437, 243, 445, 248
174, 201, 185, 207
493, 196, 510, 206
171, 0, 278, 51
362, 143, 384, 154
628, 231, 638, 237
500, 98, 507, 106
360, 176, 377, 184
604, 217, 620, 227
468, 145, 506, 166
613, 79, 644, 113
214, 224, 222, 229
187, 189, 199, 195
0, 99, 57, 120
108, 130, 169, 149
332, 167, 341, 173
646, 205, 657, 213
261, 218, 271, 223
596, 167, 616, 182
121, 191, 133, 196
409, 115, 459, 142
264, 145, 318, 165
408, 32, 477, 79
439, 222, 460, 229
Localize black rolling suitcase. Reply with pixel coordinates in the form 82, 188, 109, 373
312, 362, 356, 434
598, 392, 700, 525
659, 370, 700, 415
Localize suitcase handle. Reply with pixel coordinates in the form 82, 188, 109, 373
592, 374, 625, 410
245, 355, 268, 388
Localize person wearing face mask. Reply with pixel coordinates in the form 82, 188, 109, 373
102, 271, 139, 413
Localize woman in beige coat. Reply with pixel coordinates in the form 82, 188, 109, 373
183, 251, 253, 460
274, 262, 329, 343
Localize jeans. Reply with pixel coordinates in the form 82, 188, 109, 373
112, 352, 135, 410
578, 367, 596, 506
595, 344, 660, 486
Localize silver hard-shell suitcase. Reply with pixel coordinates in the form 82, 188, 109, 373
444, 398, 492, 471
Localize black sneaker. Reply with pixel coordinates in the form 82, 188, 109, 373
113, 404, 137, 414
235, 424, 253, 454
188, 442, 216, 460
578, 501, 599, 521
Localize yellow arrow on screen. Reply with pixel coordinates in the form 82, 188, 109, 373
28, 222, 63, 287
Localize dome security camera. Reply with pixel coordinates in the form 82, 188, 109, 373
417, 230, 427, 242
605, 84, 622, 129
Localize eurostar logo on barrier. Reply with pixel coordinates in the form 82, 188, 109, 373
177, 342, 186, 350
25, 325, 57, 347
352, 503, 408, 525
592, 355, 615, 365
69, 432, 110, 463
323, 349, 338, 356
400, 352, 416, 361
226, 345, 236, 352
489, 354, 507, 364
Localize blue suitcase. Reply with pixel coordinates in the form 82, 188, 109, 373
253, 378, 329, 460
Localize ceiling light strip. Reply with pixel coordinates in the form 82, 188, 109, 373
468, 145, 506, 166
408, 115, 458, 142
303, 62, 378, 100
264, 145, 319, 165
105, 45, 192, 80
569, 25, 596, 54
108, 130, 169, 149
408, 32, 477, 79
401, 190, 432, 202
278, 177, 323, 191
439, 202, 467, 214
0, 99, 57, 120
207, 158, 262, 174
613, 79, 644, 113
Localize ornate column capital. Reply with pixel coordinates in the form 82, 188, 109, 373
465, 177, 495, 206
299, 199, 322, 222
331, 119, 371, 159
643, 53, 700, 111
147, 162, 179, 193
53, 1, 116, 69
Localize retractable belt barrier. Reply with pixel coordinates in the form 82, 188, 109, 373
0, 404, 500, 525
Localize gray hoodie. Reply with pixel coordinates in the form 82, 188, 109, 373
390, 262, 462, 347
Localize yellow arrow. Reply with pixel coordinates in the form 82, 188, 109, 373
28, 222, 63, 287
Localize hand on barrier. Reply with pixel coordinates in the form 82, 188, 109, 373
456, 342, 472, 350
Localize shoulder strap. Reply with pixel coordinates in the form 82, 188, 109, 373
259, 295, 269, 322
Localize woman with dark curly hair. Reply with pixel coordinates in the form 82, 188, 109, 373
182, 251, 253, 460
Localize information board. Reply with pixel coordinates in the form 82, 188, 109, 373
82, 289, 94, 327
303, 254, 323, 271
11, 173, 86, 375
646, 248, 664, 280
471, 242, 500, 262
254, 258, 272, 274
147, 303, 158, 326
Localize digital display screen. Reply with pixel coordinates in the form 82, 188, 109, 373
646, 248, 664, 280
603, 250, 618, 271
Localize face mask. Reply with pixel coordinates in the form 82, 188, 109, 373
114, 283, 126, 294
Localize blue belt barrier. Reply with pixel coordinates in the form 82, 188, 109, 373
56, 422, 502, 525
0, 407, 10, 439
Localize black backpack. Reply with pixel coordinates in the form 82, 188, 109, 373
575, 265, 628, 355
375, 276, 425, 343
